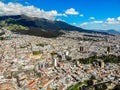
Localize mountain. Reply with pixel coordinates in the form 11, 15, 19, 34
97, 29, 120, 35
0, 15, 109, 37
106, 30, 120, 34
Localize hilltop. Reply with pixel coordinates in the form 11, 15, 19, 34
0, 15, 109, 37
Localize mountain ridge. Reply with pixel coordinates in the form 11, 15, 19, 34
0, 15, 110, 37
104, 29, 120, 34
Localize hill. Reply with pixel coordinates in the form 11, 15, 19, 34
97, 29, 120, 35
0, 15, 109, 37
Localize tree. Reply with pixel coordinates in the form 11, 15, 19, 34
113, 84, 120, 90
95, 84, 107, 90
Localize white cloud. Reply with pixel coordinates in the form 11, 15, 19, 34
80, 21, 103, 27
80, 20, 103, 27
80, 14, 84, 17
57, 13, 67, 17
65, 8, 79, 15
80, 22, 88, 27
90, 21, 103, 24
0, 2, 65, 20
89, 17, 95, 20
80, 16, 120, 31
80, 16, 120, 27
106, 18, 115, 24
25, 2, 30, 5
56, 19, 65, 22
71, 22, 77, 26
106, 17, 120, 24
117, 16, 120, 21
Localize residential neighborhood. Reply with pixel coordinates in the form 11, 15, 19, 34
0, 28, 120, 90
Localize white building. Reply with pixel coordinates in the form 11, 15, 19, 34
53, 58, 58, 67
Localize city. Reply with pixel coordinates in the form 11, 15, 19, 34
0, 28, 120, 90
0, 0, 120, 90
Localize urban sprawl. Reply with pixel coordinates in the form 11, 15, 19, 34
0, 28, 120, 90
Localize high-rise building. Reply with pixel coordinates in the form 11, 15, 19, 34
107, 47, 111, 52
79, 46, 84, 52
53, 58, 57, 67
107, 46, 111, 54
100, 61, 105, 68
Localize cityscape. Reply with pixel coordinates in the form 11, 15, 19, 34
0, 0, 120, 90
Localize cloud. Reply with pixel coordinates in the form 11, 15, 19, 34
80, 20, 103, 27
90, 21, 103, 24
25, 2, 30, 5
80, 16, 120, 31
71, 22, 77, 26
106, 18, 115, 24
80, 14, 84, 17
117, 16, 120, 21
65, 8, 79, 15
56, 19, 65, 22
89, 17, 95, 20
57, 13, 67, 17
106, 17, 120, 24
0, 2, 65, 20
80, 22, 88, 27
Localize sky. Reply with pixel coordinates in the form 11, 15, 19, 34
0, 0, 120, 31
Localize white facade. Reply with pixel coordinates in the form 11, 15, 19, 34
53, 58, 57, 67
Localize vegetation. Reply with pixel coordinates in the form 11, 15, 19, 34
113, 84, 120, 90
94, 83, 107, 90
100, 55, 120, 63
36, 43, 47, 47
0, 37, 8, 40
90, 75, 96, 80
82, 38, 101, 42
32, 51, 42, 55
0, 21, 7, 26
34, 70, 41, 77
79, 56, 98, 64
0, 20, 28, 30
67, 81, 88, 90
50, 52, 57, 56
67, 78, 109, 90
0, 35, 13, 40
0, 32, 5, 36
78, 55, 120, 64
8, 24, 28, 30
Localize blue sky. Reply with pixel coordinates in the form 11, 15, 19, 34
1, 0, 120, 31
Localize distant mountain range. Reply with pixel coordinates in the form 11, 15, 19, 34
0, 15, 110, 37
99, 30, 120, 35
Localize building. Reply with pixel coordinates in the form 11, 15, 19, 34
53, 58, 58, 67
80, 46, 84, 52
107, 46, 111, 54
